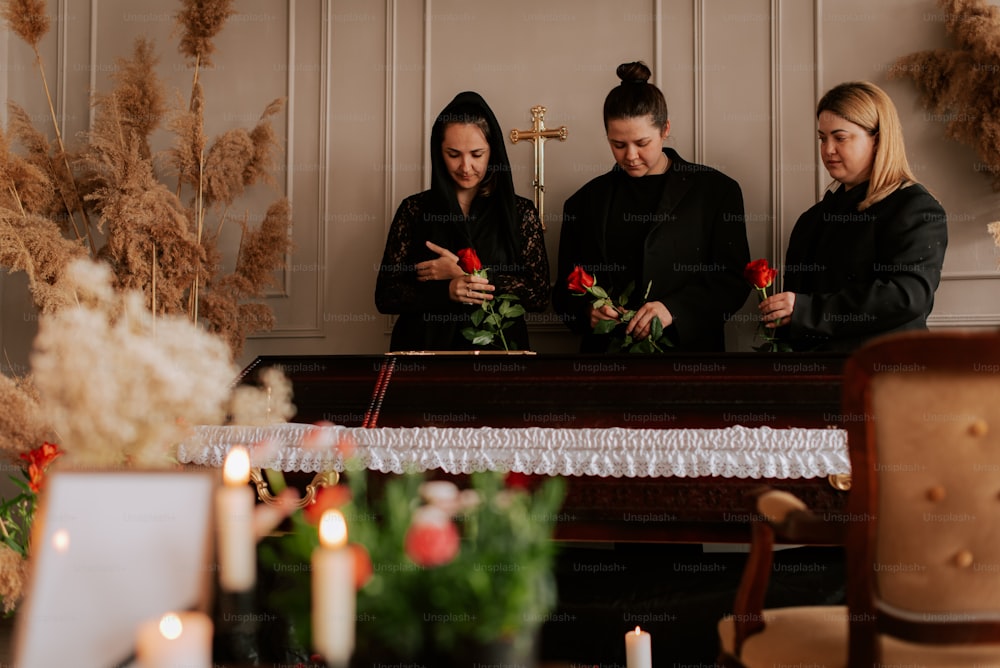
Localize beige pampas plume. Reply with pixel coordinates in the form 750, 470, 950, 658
31, 259, 238, 467
0, 120, 54, 215
891, 0, 1000, 190
175, 0, 236, 66
3, 0, 95, 253
228, 366, 295, 426
202, 99, 284, 208
198, 199, 292, 355
5, 103, 63, 218
244, 98, 284, 187
0, 119, 88, 313
0, 545, 28, 614
987, 219, 1000, 275
80, 97, 204, 314
1, 0, 49, 49
104, 37, 167, 158
0, 373, 50, 459
234, 197, 292, 291
0, 210, 86, 313
2, 0, 292, 356
203, 128, 255, 208
168, 81, 207, 192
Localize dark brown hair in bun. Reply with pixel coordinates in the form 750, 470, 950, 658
617, 61, 651, 85
603, 61, 668, 130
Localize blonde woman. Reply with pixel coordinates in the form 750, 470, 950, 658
759, 81, 948, 352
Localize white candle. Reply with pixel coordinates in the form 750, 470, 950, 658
625, 626, 652, 668
136, 611, 213, 668
312, 509, 355, 665
217, 445, 255, 592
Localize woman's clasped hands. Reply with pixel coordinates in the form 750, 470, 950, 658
415, 241, 494, 306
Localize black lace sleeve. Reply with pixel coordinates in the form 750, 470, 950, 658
492, 197, 550, 311
374, 194, 453, 315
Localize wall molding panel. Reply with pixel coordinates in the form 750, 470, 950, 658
0, 0, 995, 368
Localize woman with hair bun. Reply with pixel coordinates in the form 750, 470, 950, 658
758, 81, 947, 352
553, 61, 751, 352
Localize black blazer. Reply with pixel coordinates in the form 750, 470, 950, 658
553, 148, 751, 352
779, 181, 948, 352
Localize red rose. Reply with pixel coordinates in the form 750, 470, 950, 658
566, 266, 596, 294
456, 247, 483, 274
744, 259, 777, 290
404, 507, 460, 567
504, 471, 534, 491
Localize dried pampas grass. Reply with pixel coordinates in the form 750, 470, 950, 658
176, 0, 236, 66
0, 209, 87, 313
1, 0, 48, 49
169, 81, 207, 193
0, 373, 50, 459
31, 260, 238, 467
104, 37, 167, 158
988, 221, 1000, 249
228, 366, 296, 427
891, 0, 1000, 190
3, 28, 293, 351
199, 199, 291, 355
0, 545, 28, 614
0, 2, 295, 471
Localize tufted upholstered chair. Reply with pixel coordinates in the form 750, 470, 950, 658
717, 330, 1000, 667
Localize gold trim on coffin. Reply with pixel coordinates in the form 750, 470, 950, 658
828, 473, 852, 491
249, 467, 340, 507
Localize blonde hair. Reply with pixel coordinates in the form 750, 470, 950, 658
817, 81, 916, 211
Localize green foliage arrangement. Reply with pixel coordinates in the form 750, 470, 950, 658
259, 467, 566, 664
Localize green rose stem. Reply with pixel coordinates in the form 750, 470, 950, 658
479, 268, 510, 352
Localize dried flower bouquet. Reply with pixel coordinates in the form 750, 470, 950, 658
1, 0, 293, 356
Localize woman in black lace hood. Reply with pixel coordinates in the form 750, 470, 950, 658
375, 91, 549, 351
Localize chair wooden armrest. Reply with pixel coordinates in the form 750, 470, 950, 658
759, 488, 846, 545
725, 488, 845, 657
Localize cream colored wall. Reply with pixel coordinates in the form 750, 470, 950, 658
1, 0, 996, 372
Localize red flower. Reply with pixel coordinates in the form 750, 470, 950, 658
456, 247, 483, 274
566, 266, 596, 294
504, 471, 534, 491
20, 442, 61, 494
744, 259, 777, 290
350, 543, 373, 589
303, 485, 352, 525
404, 507, 460, 567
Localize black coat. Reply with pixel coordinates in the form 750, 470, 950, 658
553, 148, 751, 352
778, 181, 948, 352
374, 91, 550, 352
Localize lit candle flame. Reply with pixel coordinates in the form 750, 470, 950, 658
634, 626, 642, 635
318, 509, 348, 549
52, 529, 70, 552
159, 613, 183, 640
223, 446, 251, 486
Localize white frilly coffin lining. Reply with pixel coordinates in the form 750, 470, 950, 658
177, 424, 849, 479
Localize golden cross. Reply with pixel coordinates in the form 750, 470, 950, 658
509, 105, 567, 231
